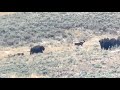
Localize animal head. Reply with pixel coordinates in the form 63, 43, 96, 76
99, 39, 103, 43
41, 46, 45, 51
80, 40, 85, 43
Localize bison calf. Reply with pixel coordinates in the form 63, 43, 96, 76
30, 45, 45, 55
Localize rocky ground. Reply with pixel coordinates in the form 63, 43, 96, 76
0, 12, 120, 78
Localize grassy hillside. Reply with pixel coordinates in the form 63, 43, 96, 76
0, 12, 120, 78
0, 12, 120, 47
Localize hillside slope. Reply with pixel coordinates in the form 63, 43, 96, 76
0, 12, 120, 78
0, 12, 120, 47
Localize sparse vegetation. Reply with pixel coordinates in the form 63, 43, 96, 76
1, 12, 120, 78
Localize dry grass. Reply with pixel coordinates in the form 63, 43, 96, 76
29, 73, 49, 78
0, 12, 15, 16
1, 12, 120, 78
0, 46, 30, 59
10, 73, 49, 78
1, 36, 120, 77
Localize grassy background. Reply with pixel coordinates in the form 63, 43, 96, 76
0, 12, 120, 78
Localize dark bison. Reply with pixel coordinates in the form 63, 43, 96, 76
99, 38, 110, 50
117, 36, 120, 47
103, 38, 110, 50
99, 38, 118, 50
109, 38, 117, 49
99, 39, 104, 49
30, 45, 45, 55
74, 40, 85, 46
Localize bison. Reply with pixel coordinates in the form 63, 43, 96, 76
99, 38, 110, 50
109, 38, 117, 49
99, 39, 104, 49
99, 38, 118, 50
30, 45, 45, 55
74, 40, 85, 46
117, 36, 120, 47
102, 38, 110, 50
